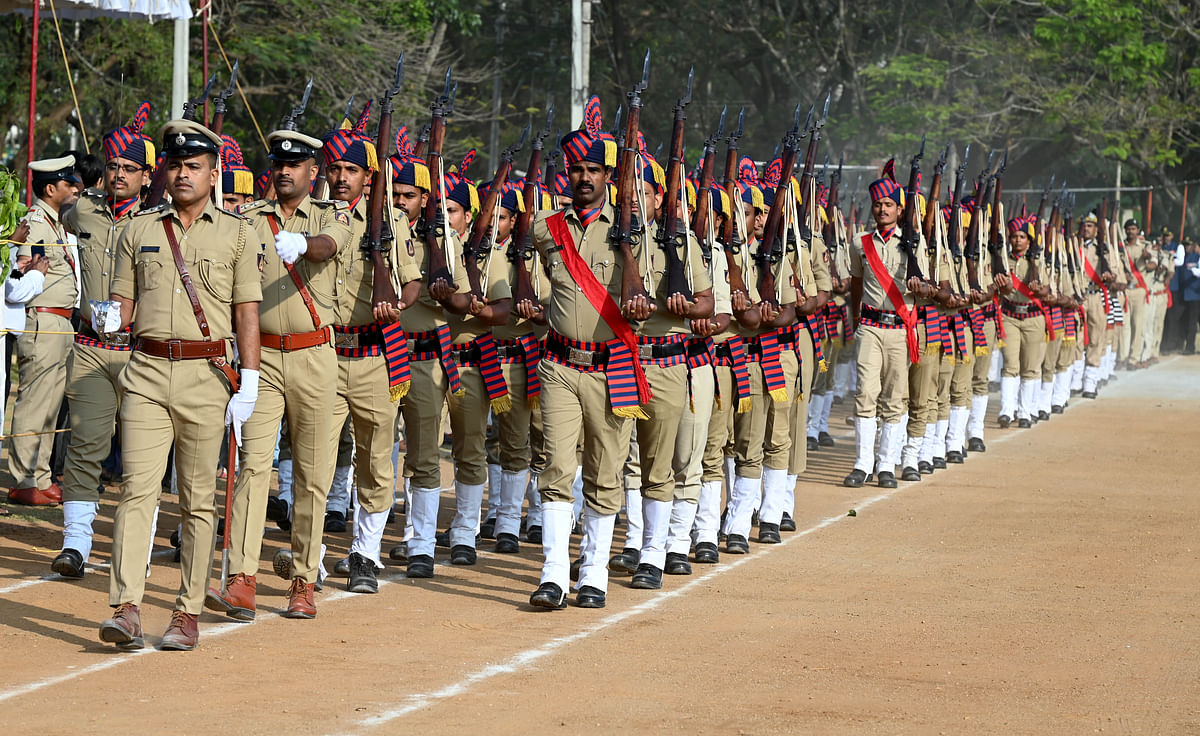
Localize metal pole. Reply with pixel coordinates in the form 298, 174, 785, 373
26, 2, 40, 206
201, 2, 211, 124
570, 0, 591, 129
1180, 183, 1189, 241
1145, 188, 1153, 234
488, 1, 505, 172
1114, 160, 1122, 218
172, 18, 189, 118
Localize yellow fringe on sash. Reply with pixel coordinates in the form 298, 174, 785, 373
975, 346, 991, 357
1063, 336, 1077, 343
768, 388, 789, 403
490, 396, 513, 414
947, 355, 956, 365
736, 397, 752, 414
614, 406, 650, 420
527, 395, 539, 412
995, 339, 1006, 348
451, 386, 467, 398
925, 341, 942, 356
818, 358, 828, 373
390, 380, 411, 402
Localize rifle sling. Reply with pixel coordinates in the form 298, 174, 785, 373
160, 219, 240, 392
267, 213, 323, 330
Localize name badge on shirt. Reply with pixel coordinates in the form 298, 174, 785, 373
140, 246, 160, 252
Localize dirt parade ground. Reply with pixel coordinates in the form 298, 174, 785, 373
0, 356, 1197, 735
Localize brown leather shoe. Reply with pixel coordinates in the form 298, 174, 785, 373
44, 483, 63, 503
282, 578, 316, 619
204, 573, 257, 621
99, 602, 144, 650
8, 487, 60, 506
160, 610, 199, 651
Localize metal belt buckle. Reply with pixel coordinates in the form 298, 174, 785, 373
166, 339, 184, 360
106, 333, 131, 347
638, 344, 654, 360
335, 332, 358, 349
567, 346, 594, 367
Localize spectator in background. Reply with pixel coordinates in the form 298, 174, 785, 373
1179, 239, 1200, 355
1160, 229, 1186, 352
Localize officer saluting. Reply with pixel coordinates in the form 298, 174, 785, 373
98, 120, 262, 651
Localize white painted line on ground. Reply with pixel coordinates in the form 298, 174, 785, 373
0, 548, 175, 596
349, 487, 903, 734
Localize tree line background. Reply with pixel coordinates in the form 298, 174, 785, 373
1, 0, 1197, 233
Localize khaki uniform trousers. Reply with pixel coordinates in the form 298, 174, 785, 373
1000, 314, 1047, 380
854, 323, 908, 423
9, 311, 73, 489
278, 415, 352, 466
110, 354, 229, 614
702, 363, 736, 484
935, 331, 974, 421
971, 317, 998, 396
446, 365, 490, 486
907, 322, 940, 438
401, 357, 450, 489
1120, 289, 1147, 362
1083, 292, 1107, 367
331, 354, 399, 514
812, 335, 842, 395
788, 326, 816, 475
1144, 292, 1169, 360
537, 359, 633, 514
228, 344, 336, 585
1042, 331, 1063, 383
673, 363, 714, 504
632, 362, 689, 502
495, 361, 544, 472
63, 341, 130, 503
763, 349, 799, 472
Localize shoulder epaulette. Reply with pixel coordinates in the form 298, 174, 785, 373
25, 208, 46, 223
133, 203, 169, 217
236, 199, 269, 215
310, 198, 349, 210
218, 206, 251, 221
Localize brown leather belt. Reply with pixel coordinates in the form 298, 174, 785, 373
135, 337, 227, 360
261, 327, 331, 352
33, 307, 73, 319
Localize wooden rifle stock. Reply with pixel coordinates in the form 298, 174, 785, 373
365, 59, 404, 311
465, 129, 526, 299
720, 109, 746, 294
420, 70, 456, 289
511, 111, 553, 307
611, 51, 652, 311
656, 70, 694, 300
899, 138, 926, 283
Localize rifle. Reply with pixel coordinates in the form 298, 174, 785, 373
796, 94, 830, 254
1095, 197, 1113, 277
1031, 174, 1055, 261
756, 104, 804, 307
364, 57, 404, 313
948, 144, 970, 296
143, 73, 217, 208
464, 126, 528, 299
610, 50, 653, 311
210, 61, 239, 137
313, 95, 358, 201
988, 149, 1009, 276
412, 124, 431, 160
719, 107, 747, 294
544, 127, 561, 197
511, 107, 555, 308
922, 141, 951, 248
1045, 183, 1064, 296
418, 69, 458, 289
899, 135, 926, 282
964, 148, 991, 291
655, 67, 695, 300
822, 153, 844, 281
690, 105, 725, 253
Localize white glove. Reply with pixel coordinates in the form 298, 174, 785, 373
89, 300, 122, 335
274, 230, 308, 265
224, 368, 260, 447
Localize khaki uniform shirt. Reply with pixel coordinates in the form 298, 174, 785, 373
637, 220, 713, 337
111, 200, 262, 340
238, 196, 353, 334
732, 235, 796, 339
849, 227, 930, 311
330, 197, 422, 327
61, 188, 137, 324
1004, 253, 1041, 304
1081, 239, 1106, 291
19, 198, 78, 309
532, 202, 625, 343
1141, 243, 1174, 290
492, 236, 551, 341
448, 236, 513, 346
399, 227, 469, 335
